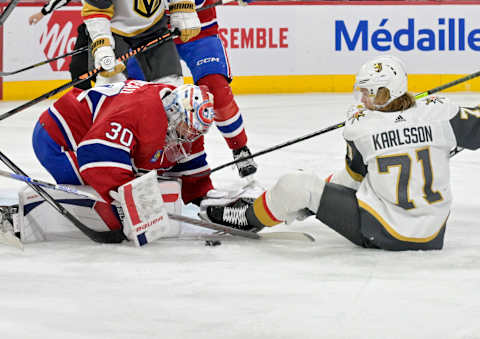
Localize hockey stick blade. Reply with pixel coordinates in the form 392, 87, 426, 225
259, 232, 315, 242
170, 213, 261, 239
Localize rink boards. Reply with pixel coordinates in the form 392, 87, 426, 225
1, 1, 480, 99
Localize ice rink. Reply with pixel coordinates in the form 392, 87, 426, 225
0, 92, 479, 339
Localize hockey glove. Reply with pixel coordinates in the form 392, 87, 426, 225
169, 0, 201, 42
91, 37, 126, 78
237, 0, 253, 6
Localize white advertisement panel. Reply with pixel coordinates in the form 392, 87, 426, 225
216, 4, 480, 75
2, 3, 480, 82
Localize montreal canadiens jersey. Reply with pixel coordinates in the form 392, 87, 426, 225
343, 96, 480, 243
39, 80, 212, 203
82, 0, 169, 37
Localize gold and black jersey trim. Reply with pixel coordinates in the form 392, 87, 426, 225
358, 199, 447, 243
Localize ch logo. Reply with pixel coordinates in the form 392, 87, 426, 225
373, 62, 383, 73
134, 0, 161, 18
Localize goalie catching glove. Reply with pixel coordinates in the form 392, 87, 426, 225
169, 0, 201, 42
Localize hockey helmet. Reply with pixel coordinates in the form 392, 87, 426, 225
354, 55, 408, 109
162, 84, 215, 161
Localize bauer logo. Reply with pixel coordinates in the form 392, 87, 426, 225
335, 18, 480, 52
39, 10, 82, 72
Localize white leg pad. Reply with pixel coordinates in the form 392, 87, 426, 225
116, 171, 181, 246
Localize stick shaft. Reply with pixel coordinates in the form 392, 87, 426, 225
0, 0, 20, 25
0, 29, 179, 122
210, 71, 480, 173
0, 46, 88, 77
0, 151, 125, 243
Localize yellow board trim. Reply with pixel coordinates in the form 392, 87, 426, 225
358, 199, 446, 243
4, 74, 480, 100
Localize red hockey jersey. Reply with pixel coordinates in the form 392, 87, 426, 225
38, 80, 213, 203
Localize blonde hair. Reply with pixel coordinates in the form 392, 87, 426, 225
374, 87, 416, 112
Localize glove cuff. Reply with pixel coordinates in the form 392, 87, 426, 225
169, 1, 196, 13
91, 37, 113, 56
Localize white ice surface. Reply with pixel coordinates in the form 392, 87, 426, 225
0, 93, 479, 339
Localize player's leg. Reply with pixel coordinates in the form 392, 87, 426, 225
358, 209, 446, 250
126, 27, 183, 86
70, 23, 93, 90
178, 36, 257, 178
32, 121, 83, 185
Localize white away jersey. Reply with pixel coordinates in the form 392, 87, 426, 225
82, 0, 168, 37
343, 96, 469, 243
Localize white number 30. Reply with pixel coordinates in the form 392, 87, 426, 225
105, 122, 133, 147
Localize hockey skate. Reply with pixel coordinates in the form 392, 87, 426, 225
202, 197, 263, 233
0, 205, 22, 250
233, 146, 257, 178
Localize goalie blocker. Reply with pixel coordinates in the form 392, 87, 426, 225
13, 171, 183, 246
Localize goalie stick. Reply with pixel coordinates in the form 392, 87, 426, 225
0, 0, 20, 26
0, 29, 180, 123
0, 167, 262, 240
0, 150, 126, 243
209, 72, 480, 174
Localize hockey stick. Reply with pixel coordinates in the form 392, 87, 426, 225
0, 0, 20, 26
0, 0, 229, 77
0, 46, 89, 77
210, 72, 480, 173
0, 151, 126, 243
0, 167, 260, 240
0, 29, 180, 123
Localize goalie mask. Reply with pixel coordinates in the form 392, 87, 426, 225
162, 84, 215, 162
354, 55, 408, 110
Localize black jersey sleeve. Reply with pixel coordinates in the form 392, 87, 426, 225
345, 140, 368, 182
449, 106, 480, 150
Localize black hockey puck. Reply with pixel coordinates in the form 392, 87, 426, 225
205, 240, 222, 246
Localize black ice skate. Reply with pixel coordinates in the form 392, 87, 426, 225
205, 198, 263, 233
233, 146, 257, 178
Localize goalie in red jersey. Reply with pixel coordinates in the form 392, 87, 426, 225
25, 80, 218, 244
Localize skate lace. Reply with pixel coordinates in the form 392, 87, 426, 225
234, 150, 255, 166
223, 205, 249, 226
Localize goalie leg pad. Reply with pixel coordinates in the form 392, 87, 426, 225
116, 171, 181, 246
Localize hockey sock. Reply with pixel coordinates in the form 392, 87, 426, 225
197, 74, 247, 150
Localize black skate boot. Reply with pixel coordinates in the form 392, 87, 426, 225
232, 145, 257, 178
205, 198, 263, 233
